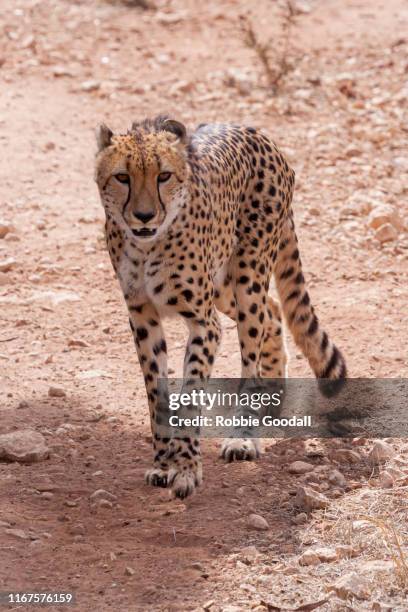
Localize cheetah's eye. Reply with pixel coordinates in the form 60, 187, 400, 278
158, 172, 172, 183
114, 173, 130, 184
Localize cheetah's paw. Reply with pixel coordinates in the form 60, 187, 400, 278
145, 467, 168, 488
221, 439, 261, 462
167, 465, 203, 500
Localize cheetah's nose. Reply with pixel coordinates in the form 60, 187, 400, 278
133, 211, 155, 224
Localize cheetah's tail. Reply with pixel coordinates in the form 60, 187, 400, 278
273, 215, 347, 396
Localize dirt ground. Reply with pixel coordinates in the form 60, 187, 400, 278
1, 0, 408, 610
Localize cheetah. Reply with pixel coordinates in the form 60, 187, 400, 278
95, 115, 347, 499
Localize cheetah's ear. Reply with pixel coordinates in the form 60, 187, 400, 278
96, 124, 113, 152
162, 119, 187, 144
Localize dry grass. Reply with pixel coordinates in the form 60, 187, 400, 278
359, 514, 408, 587
312, 486, 408, 589
240, 0, 298, 93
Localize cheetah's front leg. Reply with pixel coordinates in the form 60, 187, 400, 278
165, 307, 222, 498
128, 301, 173, 489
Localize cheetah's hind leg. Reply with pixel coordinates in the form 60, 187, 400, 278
214, 279, 284, 462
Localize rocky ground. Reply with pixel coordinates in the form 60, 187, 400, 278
0, 0, 408, 610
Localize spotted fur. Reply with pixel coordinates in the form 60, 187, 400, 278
95, 115, 347, 498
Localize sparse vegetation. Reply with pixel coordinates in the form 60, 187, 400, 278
240, 0, 298, 93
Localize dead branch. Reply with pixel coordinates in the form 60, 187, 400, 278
240, 0, 298, 94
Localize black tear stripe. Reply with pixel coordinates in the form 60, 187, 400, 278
122, 184, 131, 216
157, 181, 166, 213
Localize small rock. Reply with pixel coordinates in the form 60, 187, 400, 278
375, 223, 398, 244
48, 386, 66, 398
4, 233, 20, 242
368, 440, 395, 466
190, 561, 205, 572
53, 65, 74, 77
352, 520, 375, 533
90, 489, 117, 502
288, 460, 314, 474
368, 205, 403, 231
78, 215, 96, 224
68, 338, 89, 348
387, 466, 404, 479
30, 290, 81, 306
155, 11, 187, 25
5, 528, 29, 540
97, 499, 113, 509
239, 545, 260, 564
335, 545, 358, 559
345, 145, 363, 158
332, 572, 371, 600
80, 80, 100, 92
69, 524, 85, 536
379, 470, 394, 489
36, 219, 46, 230
328, 469, 347, 487
0, 257, 17, 272
292, 512, 307, 525
73, 535, 84, 543
0, 220, 15, 238
312, 546, 337, 562
298, 550, 320, 566
224, 68, 253, 96
304, 440, 325, 457
0, 430, 49, 463
292, 0, 312, 14
41, 492, 54, 500
76, 370, 112, 380
17, 400, 29, 409
299, 546, 337, 565
155, 53, 170, 65
342, 193, 373, 216
169, 80, 194, 95
33, 478, 57, 492
329, 449, 361, 464
125, 566, 135, 576
295, 486, 330, 511
247, 514, 269, 531
64, 500, 78, 507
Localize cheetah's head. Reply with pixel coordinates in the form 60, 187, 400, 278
95, 116, 189, 243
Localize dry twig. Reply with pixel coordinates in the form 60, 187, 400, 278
240, 0, 297, 93
107, 0, 153, 9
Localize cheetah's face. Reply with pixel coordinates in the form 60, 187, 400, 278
95, 119, 189, 243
